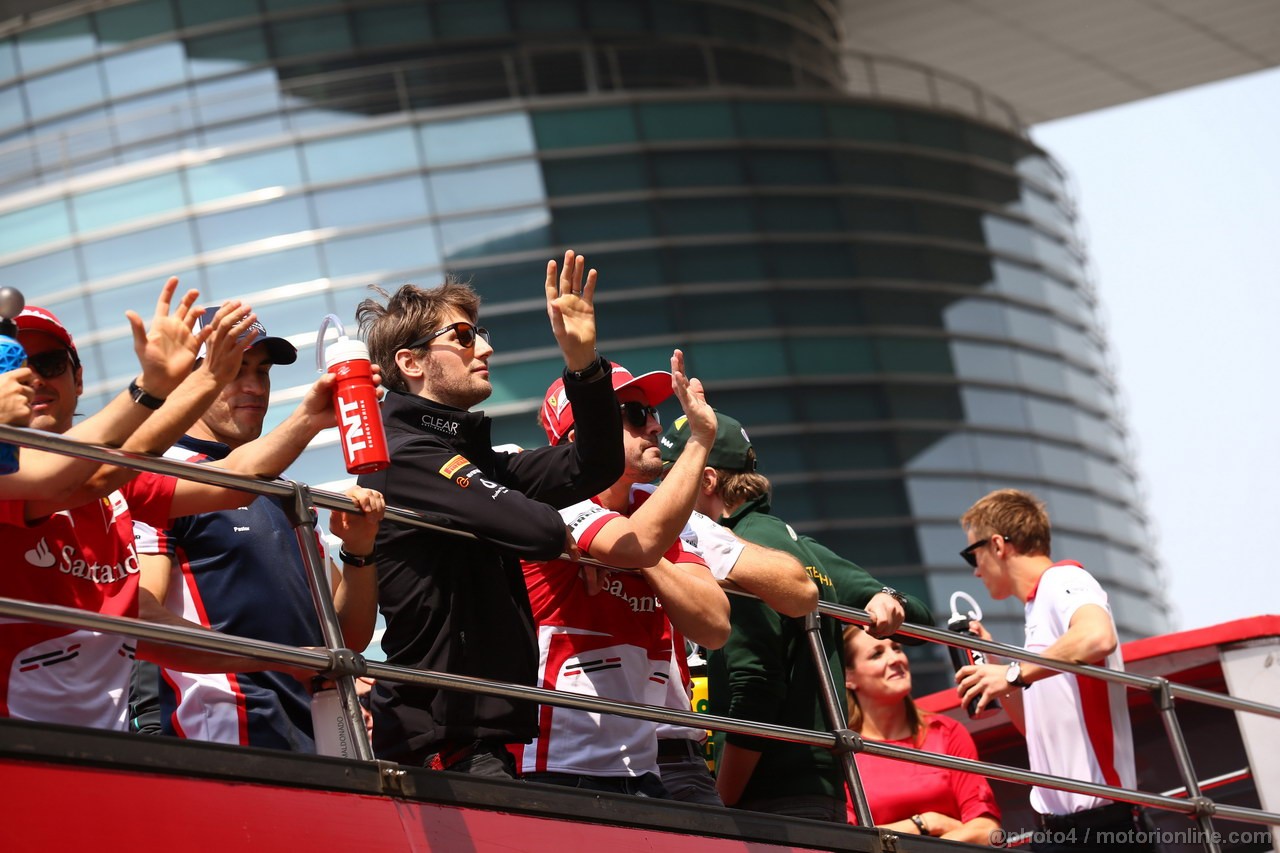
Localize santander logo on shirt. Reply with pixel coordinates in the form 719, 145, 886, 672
24, 538, 55, 568
23, 535, 140, 584
600, 576, 660, 614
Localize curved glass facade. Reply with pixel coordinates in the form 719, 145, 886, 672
0, 0, 1169, 677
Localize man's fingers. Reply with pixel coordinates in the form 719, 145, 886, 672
125, 310, 146, 346
559, 250, 576, 294
580, 268, 598, 302
153, 276, 179, 319
544, 259, 559, 302
176, 289, 200, 324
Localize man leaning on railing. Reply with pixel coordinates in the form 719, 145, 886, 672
127, 315, 387, 752
955, 489, 1155, 853
352, 250, 624, 777
0, 280, 264, 729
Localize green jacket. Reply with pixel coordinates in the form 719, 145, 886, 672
801, 536, 934, 631
709, 494, 846, 802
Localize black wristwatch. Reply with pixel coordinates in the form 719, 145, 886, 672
879, 586, 909, 608
128, 377, 165, 410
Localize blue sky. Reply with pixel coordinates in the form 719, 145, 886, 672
1033, 67, 1280, 632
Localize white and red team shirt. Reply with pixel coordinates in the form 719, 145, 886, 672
516, 485, 708, 778
1022, 561, 1137, 815
657, 509, 745, 743
0, 474, 176, 730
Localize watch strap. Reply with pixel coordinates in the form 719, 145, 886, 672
566, 354, 606, 383
879, 585, 909, 608
128, 377, 165, 411
339, 548, 373, 568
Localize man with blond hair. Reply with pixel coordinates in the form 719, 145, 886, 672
955, 488, 1151, 852
355, 251, 623, 776
660, 411, 930, 821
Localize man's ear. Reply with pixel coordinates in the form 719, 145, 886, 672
73, 365, 84, 397
700, 466, 718, 496
566, 427, 576, 444
395, 349, 422, 380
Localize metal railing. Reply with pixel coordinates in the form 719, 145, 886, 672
1, 421, 1277, 851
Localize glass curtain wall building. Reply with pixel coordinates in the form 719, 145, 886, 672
0, 0, 1169, 680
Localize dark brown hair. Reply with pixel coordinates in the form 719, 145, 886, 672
355, 279, 480, 393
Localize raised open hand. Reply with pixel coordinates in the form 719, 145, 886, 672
195, 300, 258, 386
670, 348, 715, 443
544, 249, 599, 371
126, 277, 207, 398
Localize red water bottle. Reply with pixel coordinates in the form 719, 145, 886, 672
317, 314, 389, 475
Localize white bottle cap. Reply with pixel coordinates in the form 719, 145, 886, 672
324, 337, 370, 371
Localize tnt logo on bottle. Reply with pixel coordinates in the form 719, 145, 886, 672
338, 394, 368, 459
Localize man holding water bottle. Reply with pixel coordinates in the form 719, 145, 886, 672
355, 250, 623, 776
955, 489, 1150, 852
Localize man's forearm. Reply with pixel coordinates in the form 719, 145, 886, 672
334, 562, 378, 652
715, 743, 762, 806
30, 370, 228, 514
641, 560, 729, 649
723, 543, 817, 618
617, 432, 711, 565
0, 388, 155, 504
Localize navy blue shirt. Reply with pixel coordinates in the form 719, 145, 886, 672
141, 435, 323, 751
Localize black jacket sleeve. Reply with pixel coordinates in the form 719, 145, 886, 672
362, 434, 570, 561
499, 360, 623, 508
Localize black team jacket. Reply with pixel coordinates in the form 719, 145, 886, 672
358, 361, 621, 761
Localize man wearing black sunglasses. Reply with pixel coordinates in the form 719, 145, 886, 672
954, 489, 1147, 853
513, 351, 729, 796
354, 250, 624, 776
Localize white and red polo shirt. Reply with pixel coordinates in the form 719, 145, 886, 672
0, 473, 176, 729
515, 485, 707, 778
1022, 561, 1137, 815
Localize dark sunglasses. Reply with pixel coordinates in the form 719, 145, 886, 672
620, 401, 660, 429
405, 321, 490, 350
959, 535, 1002, 568
28, 348, 76, 380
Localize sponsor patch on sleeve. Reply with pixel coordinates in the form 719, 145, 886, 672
438, 454, 472, 479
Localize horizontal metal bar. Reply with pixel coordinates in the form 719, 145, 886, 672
8, 422, 1280, 717
0, 594, 831, 749
0, 424, 613, 567
864, 739, 1187, 812
361, 658, 833, 749
0, 597, 330, 672
5, 424, 1280, 830
819, 599, 1280, 721
6, 591, 1280, 828
1212, 802, 1280, 828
